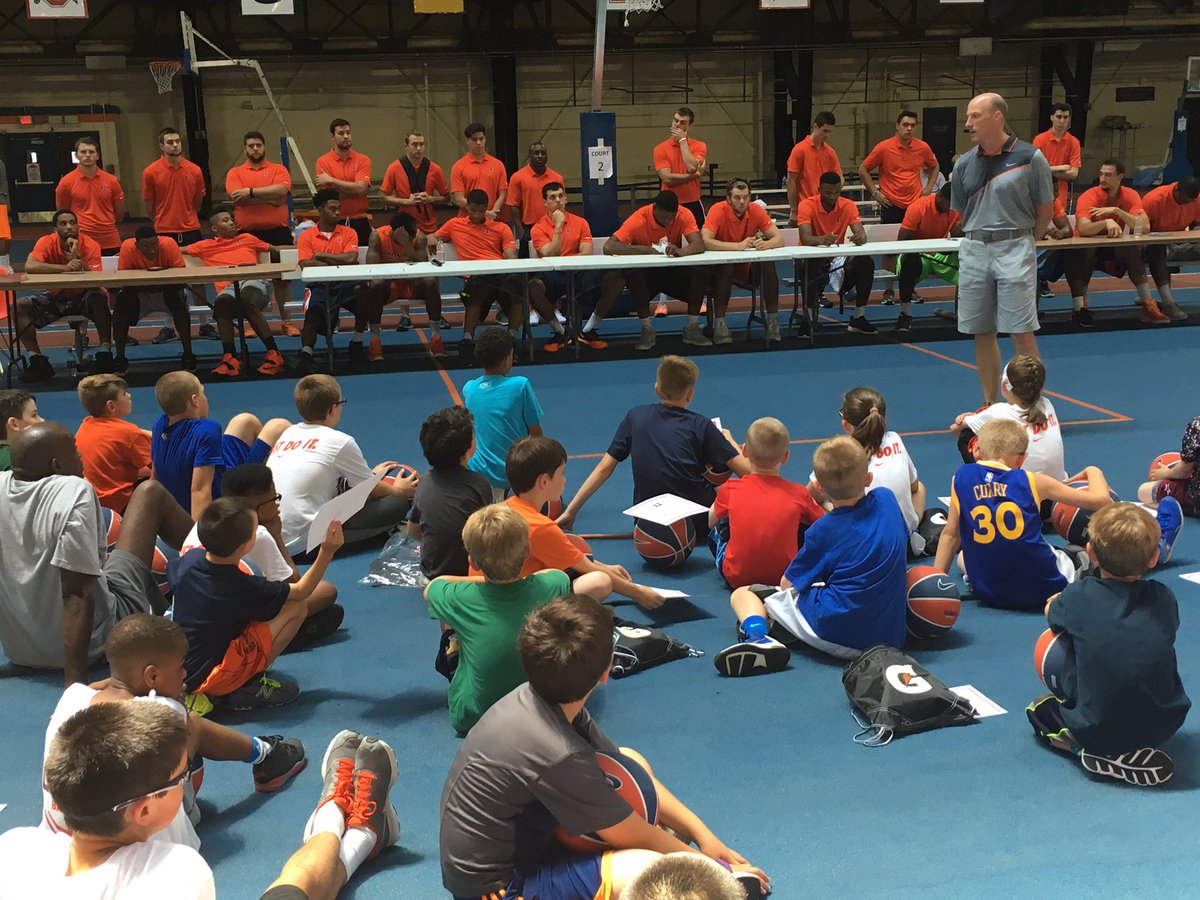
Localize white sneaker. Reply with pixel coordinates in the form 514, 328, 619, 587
765, 318, 781, 342
529, 310, 542, 325
634, 328, 657, 351
713, 319, 733, 345
682, 322, 713, 346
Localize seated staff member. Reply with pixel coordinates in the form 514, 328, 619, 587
528, 181, 624, 353
15, 210, 110, 383
1063, 158, 1156, 328
701, 178, 784, 343
894, 182, 964, 332
362, 213, 447, 355
450, 123, 508, 220
112, 227, 197, 373
227, 130, 298, 336
315, 117, 372, 245
1143, 177, 1200, 321
796, 171, 876, 335
605, 191, 709, 351
435, 189, 521, 359
506, 142, 563, 257
786, 111, 841, 224
654, 106, 708, 225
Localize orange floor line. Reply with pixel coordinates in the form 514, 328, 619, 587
415, 328, 463, 406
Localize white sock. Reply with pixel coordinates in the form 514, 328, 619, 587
686, 315, 699, 327
1158, 284, 1175, 305
1072, 296, 1085, 311
338, 826, 378, 880
584, 313, 601, 332
311, 801, 346, 839
900, 303, 912, 315
549, 319, 564, 335
639, 317, 653, 331
1135, 281, 1152, 302
715, 315, 725, 325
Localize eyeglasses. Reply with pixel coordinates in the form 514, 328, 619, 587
332, 398, 348, 407
258, 493, 282, 506
109, 767, 190, 812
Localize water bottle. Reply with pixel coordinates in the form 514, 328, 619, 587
1133, 216, 1144, 238
434, 238, 445, 266
66, 347, 79, 378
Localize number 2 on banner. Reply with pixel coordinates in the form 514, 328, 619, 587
969, 501, 1024, 543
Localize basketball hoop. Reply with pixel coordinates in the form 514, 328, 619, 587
610, 0, 663, 26
149, 60, 182, 95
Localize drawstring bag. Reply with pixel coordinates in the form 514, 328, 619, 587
842, 645, 975, 746
610, 618, 702, 678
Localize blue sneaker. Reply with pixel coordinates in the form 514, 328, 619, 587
1156, 496, 1184, 565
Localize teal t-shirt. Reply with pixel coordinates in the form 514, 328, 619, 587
463, 373, 544, 488
427, 569, 571, 735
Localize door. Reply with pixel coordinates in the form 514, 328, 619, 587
921, 106, 958, 179
3, 130, 101, 223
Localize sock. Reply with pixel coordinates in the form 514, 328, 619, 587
1158, 284, 1175, 305
741, 615, 769, 641
338, 826, 378, 880
686, 315, 699, 327
639, 317, 653, 331
244, 736, 270, 765
900, 302, 912, 315
1136, 281, 1152, 302
1072, 296, 1085, 311
369, 323, 381, 337
301, 345, 314, 356
222, 341, 236, 355
310, 800, 346, 840
549, 319, 564, 335
584, 313, 601, 333
855, 305, 867, 317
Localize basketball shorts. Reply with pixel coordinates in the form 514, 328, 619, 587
26, 289, 108, 329
1153, 478, 1198, 515
385, 280, 415, 303
758, 585, 862, 660
341, 217, 372, 246
915, 251, 959, 285
245, 226, 295, 247
119, 287, 185, 318
625, 265, 698, 302
0, 204, 10, 240
879, 203, 907, 225
304, 281, 359, 313
216, 280, 272, 309
534, 270, 605, 302
197, 620, 274, 696
222, 434, 272, 470
1092, 247, 1131, 278
105, 549, 166, 618
452, 851, 613, 900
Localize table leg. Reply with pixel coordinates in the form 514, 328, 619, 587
806, 259, 817, 347
232, 282, 250, 366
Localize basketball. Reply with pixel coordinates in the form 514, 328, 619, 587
1050, 480, 1120, 545
555, 751, 659, 851
565, 533, 592, 557
150, 537, 173, 598
540, 496, 564, 519
1033, 626, 1070, 694
904, 565, 961, 639
237, 559, 262, 577
1149, 451, 1182, 479
633, 517, 696, 569
703, 464, 732, 487
101, 507, 122, 556
382, 464, 417, 485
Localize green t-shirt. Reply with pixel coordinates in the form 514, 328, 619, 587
0, 443, 10, 472
427, 569, 571, 735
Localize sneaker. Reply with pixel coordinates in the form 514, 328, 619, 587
303, 730, 362, 841
223, 672, 300, 711
295, 353, 317, 374
1038, 280, 1054, 299
529, 309, 543, 326
578, 329, 609, 350
1156, 496, 1184, 565
114, 355, 130, 374
765, 318, 781, 342
818, 296, 834, 309
253, 736, 307, 793
125, 335, 140, 347
429, 333, 446, 358
712, 319, 733, 345
699, 299, 708, 315
458, 336, 475, 362
1072, 307, 1096, 329
847, 315, 878, 335
90, 351, 115, 374
180, 352, 197, 371
682, 321, 713, 347
635, 328, 657, 352
543, 333, 573, 353
368, 336, 384, 362
1080, 746, 1174, 787
348, 341, 367, 361
293, 603, 345, 648
912, 291, 925, 304
198, 323, 220, 341
554, 309, 567, 325
714, 636, 790, 677
496, 312, 508, 327
894, 313, 913, 333
1141, 301, 1171, 325
794, 316, 812, 338
346, 736, 400, 860
880, 288, 896, 306
654, 300, 669, 318
184, 692, 213, 717
211, 353, 242, 378
257, 349, 286, 376
394, 315, 413, 332
435, 317, 453, 330
1162, 301, 1188, 321
152, 326, 177, 344
281, 321, 301, 337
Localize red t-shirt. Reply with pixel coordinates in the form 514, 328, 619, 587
530, 212, 593, 257
76, 416, 151, 512
702, 200, 773, 243
899, 193, 961, 239
862, 136, 938, 208
316, 149, 372, 219
613, 204, 699, 247
1142, 183, 1200, 233
450, 154, 509, 217
380, 159, 448, 234
141, 156, 205, 233
1032, 129, 1082, 205
1074, 185, 1144, 235
55, 168, 125, 249
225, 160, 293, 231
185, 233, 271, 291
795, 195, 860, 240
117, 236, 185, 270
786, 137, 842, 203
506, 165, 564, 226
712, 473, 824, 588
435, 217, 516, 261
654, 137, 708, 204
297, 225, 359, 261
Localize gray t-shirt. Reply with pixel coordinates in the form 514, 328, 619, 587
439, 682, 632, 896
950, 134, 1053, 233
410, 466, 493, 579
0, 472, 115, 668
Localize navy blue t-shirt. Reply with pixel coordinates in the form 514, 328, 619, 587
168, 547, 290, 691
1048, 576, 1190, 755
606, 403, 735, 506
151, 414, 225, 512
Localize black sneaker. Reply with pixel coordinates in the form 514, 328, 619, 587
847, 315, 878, 335
912, 291, 925, 305
253, 735, 308, 793
152, 326, 177, 345
458, 337, 475, 362
289, 603, 345, 650
1080, 747, 1174, 787
714, 637, 790, 677
295, 353, 317, 374
126, 335, 140, 347
198, 323, 220, 341
394, 315, 413, 332
180, 352, 198, 371
818, 296, 834, 309
894, 313, 913, 333
91, 350, 115, 374
793, 316, 812, 338
1038, 280, 1054, 299
1072, 307, 1095, 329
114, 355, 130, 374
348, 341, 367, 361
223, 672, 300, 711
18, 354, 54, 383
880, 288, 896, 306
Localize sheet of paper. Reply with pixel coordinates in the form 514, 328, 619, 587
649, 587, 690, 600
1179, 572, 1200, 586
0, 804, 6, 814
951, 684, 1007, 718
711, 417, 723, 432
938, 496, 952, 507
623, 494, 711, 526
307, 471, 383, 552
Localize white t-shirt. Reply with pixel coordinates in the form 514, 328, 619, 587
965, 399, 1066, 481
0, 828, 213, 900
40, 684, 200, 851
811, 431, 920, 532
180, 523, 293, 582
267, 423, 374, 552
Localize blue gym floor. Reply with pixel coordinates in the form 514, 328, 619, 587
2, 279, 1199, 899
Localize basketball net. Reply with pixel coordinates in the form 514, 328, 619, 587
619, 0, 662, 25
149, 60, 182, 94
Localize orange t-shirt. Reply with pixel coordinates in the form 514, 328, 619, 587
76, 416, 151, 512
1142, 184, 1200, 233
55, 168, 125, 249
380, 159, 448, 234
786, 137, 842, 203
225, 160, 292, 231
435, 217, 516, 261
613, 204, 699, 247
898, 194, 961, 239
506, 165, 564, 226
297, 225, 359, 262
862, 136, 938, 208
374, 225, 418, 262
450, 154, 509, 217
316, 149, 371, 219
29, 232, 102, 297
140, 156, 205, 233
654, 137, 707, 204
185, 233, 271, 291
1074, 185, 1144, 235
702, 200, 773, 243
117, 236, 185, 270
796, 195, 860, 241
468, 495, 585, 578
1032, 129, 1082, 205
530, 212, 593, 257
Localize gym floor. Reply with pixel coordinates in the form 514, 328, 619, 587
1, 273, 1198, 898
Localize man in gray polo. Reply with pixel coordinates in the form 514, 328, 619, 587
951, 92, 1054, 404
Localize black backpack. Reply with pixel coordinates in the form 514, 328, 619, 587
610, 617, 699, 678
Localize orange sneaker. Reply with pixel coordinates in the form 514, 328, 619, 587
257, 349, 286, 375
368, 336, 384, 362
211, 353, 241, 378
543, 335, 573, 353
429, 333, 446, 358
1140, 300, 1171, 325
654, 300, 669, 318
280, 321, 301, 337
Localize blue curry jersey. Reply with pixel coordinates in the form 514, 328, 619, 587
952, 462, 1066, 610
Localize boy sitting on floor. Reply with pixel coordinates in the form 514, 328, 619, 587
75, 374, 151, 513
1027, 503, 1190, 786
715, 435, 908, 676
0, 388, 44, 471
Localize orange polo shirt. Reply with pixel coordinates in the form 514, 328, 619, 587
141, 156, 205, 233
316, 149, 371, 219
117, 236, 185, 270
375, 225, 420, 262
435, 217, 515, 261
862, 136, 938, 208
450, 153, 509, 217
55, 168, 124, 249
530, 211, 592, 257
381, 159, 448, 234
1053, 196, 1067, 221
898, 193, 961, 239
29, 232, 102, 297
76, 416, 151, 513
786, 136, 842, 202
297, 225, 359, 263
1142, 184, 1200, 233
702, 200, 773, 243
185, 233, 271, 291
225, 160, 292, 231
1032, 129, 1082, 206
653, 136, 707, 204
467, 495, 585, 578
796, 195, 860, 241
506, 165, 564, 226
1074, 185, 1144, 235
613, 204, 699, 248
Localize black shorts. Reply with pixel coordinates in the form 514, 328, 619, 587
246, 226, 294, 247
533, 270, 606, 302
625, 265, 698, 301
158, 230, 203, 247
683, 200, 706, 226
879, 203, 907, 225
341, 217, 372, 246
